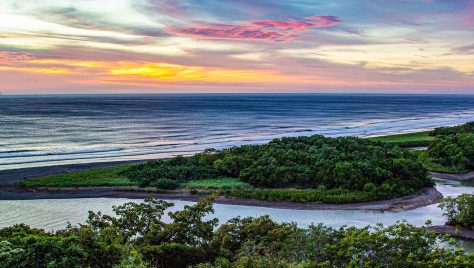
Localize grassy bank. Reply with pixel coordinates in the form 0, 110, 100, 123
20, 164, 137, 187
367, 131, 434, 147
182, 178, 252, 189
21, 167, 252, 190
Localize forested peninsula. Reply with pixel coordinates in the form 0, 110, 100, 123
20, 122, 474, 205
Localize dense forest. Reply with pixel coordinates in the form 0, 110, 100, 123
427, 122, 474, 172
121, 136, 432, 201
1, 197, 473, 268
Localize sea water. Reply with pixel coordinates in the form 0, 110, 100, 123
2, 94, 474, 170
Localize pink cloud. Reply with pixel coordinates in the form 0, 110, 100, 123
170, 23, 293, 42
0, 51, 34, 66
168, 15, 340, 42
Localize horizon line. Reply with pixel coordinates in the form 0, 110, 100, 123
3, 92, 474, 96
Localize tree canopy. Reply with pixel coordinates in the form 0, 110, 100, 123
122, 135, 432, 201
427, 122, 474, 172
1, 197, 473, 268
439, 194, 474, 230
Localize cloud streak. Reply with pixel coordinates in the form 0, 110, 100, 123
0, 51, 34, 66
1, 0, 473, 93
168, 15, 340, 42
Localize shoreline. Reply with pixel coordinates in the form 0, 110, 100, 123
0, 160, 443, 211
431, 171, 474, 181
2, 185, 442, 212
428, 225, 474, 241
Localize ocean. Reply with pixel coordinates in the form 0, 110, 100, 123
1, 93, 474, 170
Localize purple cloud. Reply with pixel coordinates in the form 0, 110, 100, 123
168, 15, 340, 42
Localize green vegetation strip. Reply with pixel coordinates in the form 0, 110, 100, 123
223, 184, 406, 204
367, 131, 434, 147
20, 164, 137, 187
182, 178, 252, 190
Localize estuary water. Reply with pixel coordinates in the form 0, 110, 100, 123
2, 94, 474, 170
0, 179, 472, 231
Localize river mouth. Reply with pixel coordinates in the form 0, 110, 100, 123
0, 178, 472, 231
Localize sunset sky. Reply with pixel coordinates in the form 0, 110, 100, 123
1, 0, 473, 94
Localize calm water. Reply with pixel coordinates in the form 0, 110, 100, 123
2, 94, 474, 170
0, 179, 472, 248
1, 179, 473, 251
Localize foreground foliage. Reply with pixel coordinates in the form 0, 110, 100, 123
121, 135, 432, 201
439, 194, 474, 230
1, 197, 473, 268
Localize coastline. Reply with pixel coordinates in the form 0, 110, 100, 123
428, 225, 474, 241
0, 160, 443, 211
431, 171, 474, 181
0, 160, 144, 200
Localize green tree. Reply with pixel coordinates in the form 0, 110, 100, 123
439, 194, 474, 229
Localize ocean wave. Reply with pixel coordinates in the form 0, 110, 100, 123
0, 149, 37, 154
0, 147, 124, 159
2, 94, 474, 171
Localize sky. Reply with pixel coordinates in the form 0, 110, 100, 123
0, 0, 473, 94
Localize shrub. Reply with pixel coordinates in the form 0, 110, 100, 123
431, 122, 474, 136
150, 178, 179, 190
427, 122, 474, 172
439, 194, 474, 229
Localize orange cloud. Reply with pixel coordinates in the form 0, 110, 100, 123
0, 66, 68, 74
108, 62, 294, 83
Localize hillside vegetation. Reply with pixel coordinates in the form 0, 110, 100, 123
121, 135, 433, 201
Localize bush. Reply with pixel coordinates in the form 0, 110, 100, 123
427, 122, 474, 172
439, 194, 474, 229
150, 178, 179, 190
431, 122, 474, 136
224, 183, 410, 204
